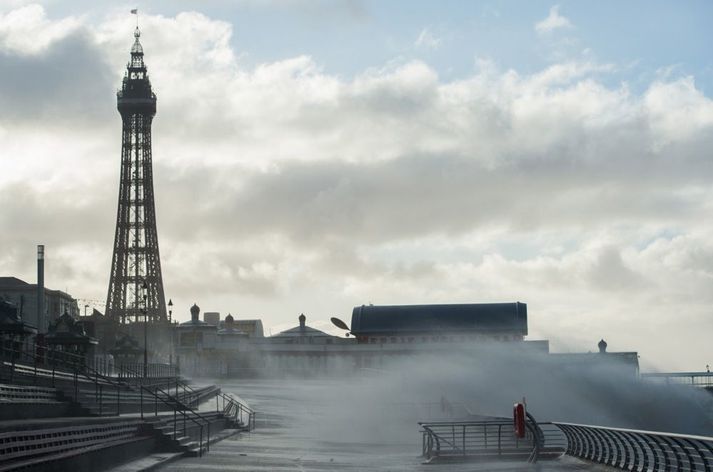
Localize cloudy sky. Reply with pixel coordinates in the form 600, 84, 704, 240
1, 0, 712, 370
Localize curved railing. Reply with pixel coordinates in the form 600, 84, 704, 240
555, 422, 713, 471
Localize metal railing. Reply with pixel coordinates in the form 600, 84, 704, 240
0, 341, 174, 381
555, 422, 713, 471
116, 362, 177, 379
214, 391, 255, 431
1, 340, 256, 455
0, 343, 211, 456
142, 383, 211, 456
118, 363, 213, 456
641, 371, 713, 388
419, 418, 566, 463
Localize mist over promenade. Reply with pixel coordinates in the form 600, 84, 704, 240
166, 378, 611, 471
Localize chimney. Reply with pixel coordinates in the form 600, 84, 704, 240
37, 245, 45, 333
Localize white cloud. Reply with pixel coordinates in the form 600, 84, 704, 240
645, 76, 713, 146
414, 27, 442, 50
2, 7, 713, 370
535, 5, 573, 34
0, 4, 82, 55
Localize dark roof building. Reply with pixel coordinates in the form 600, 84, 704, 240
350, 302, 528, 343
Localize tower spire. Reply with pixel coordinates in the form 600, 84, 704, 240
106, 29, 167, 325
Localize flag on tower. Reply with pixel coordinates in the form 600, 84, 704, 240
131, 9, 138, 14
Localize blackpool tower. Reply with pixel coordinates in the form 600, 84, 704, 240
106, 27, 167, 324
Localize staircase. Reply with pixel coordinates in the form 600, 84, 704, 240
144, 411, 234, 457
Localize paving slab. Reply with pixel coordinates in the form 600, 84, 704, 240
106, 453, 184, 472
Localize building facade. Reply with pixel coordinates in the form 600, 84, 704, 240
172, 302, 593, 378
0, 277, 79, 333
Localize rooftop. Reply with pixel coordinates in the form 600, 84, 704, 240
350, 302, 528, 336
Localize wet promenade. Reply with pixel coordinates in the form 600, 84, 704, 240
163, 379, 612, 471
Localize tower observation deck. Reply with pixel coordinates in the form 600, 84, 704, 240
106, 27, 167, 324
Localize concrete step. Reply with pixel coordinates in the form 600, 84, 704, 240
104, 452, 184, 472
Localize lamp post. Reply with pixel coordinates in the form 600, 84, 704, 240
167, 299, 173, 367
142, 282, 148, 379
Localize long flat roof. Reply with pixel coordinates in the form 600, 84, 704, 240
350, 302, 527, 336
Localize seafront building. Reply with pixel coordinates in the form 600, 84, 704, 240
0, 276, 79, 333
174, 302, 639, 379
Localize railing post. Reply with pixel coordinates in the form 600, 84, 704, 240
99, 384, 103, 416
199, 426, 203, 457
155, 386, 158, 416
498, 424, 502, 456
463, 425, 466, 455
117, 384, 121, 415
140, 385, 144, 419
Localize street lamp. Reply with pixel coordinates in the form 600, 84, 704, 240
142, 282, 148, 379
167, 299, 173, 368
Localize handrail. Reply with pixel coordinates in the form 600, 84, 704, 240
139, 383, 211, 456
418, 417, 565, 463
116, 361, 177, 379
0, 342, 126, 393
118, 363, 214, 453
214, 391, 255, 431
0, 341, 257, 454
554, 422, 713, 471
1, 343, 212, 455
169, 373, 256, 431
160, 371, 256, 431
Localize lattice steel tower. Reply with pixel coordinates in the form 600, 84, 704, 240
106, 27, 167, 324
